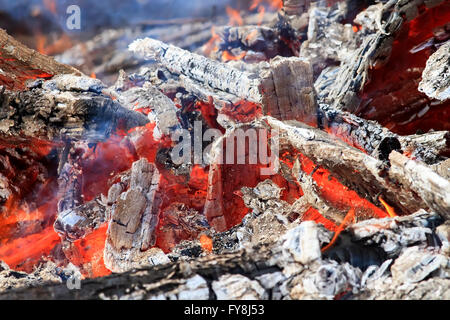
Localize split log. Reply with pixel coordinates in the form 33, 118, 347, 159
0, 29, 82, 91
104, 158, 162, 273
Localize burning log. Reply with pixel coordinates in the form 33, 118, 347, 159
1, 209, 448, 300
318, 103, 450, 163
282, 0, 311, 16
267, 117, 449, 218
0, 75, 149, 142
388, 151, 450, 220
419, 41, 450, 101
130, 38, 318, 124
0, 29, 82, 91
323, 0, 447, 113
104, 158, 162, 273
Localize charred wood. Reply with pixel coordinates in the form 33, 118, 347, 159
0, 29, 82, 91
0, 75, 149, 142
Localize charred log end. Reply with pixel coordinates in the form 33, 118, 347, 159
378, 137, 402, 162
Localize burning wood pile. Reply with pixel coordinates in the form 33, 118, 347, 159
0, 0, 449, 300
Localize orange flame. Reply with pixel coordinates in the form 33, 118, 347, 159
204, 26, 220, 56
226, 6, 244, 26
321, 208, 356, 252
257, 6, 266, 26
36, 33, 73, 56
379, 196, 398, 217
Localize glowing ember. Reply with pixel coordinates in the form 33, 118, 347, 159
199, 234, 213, 252
222, 50, 247, 62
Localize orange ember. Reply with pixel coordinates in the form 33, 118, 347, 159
222, 50, 247, 62
199, 234, 213, 252
69, 224, 111, 278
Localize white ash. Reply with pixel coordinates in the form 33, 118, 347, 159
0, 261, 81, 292
212, 274, 268, 300
42, 74, 106, 93
390, 246, 449, 285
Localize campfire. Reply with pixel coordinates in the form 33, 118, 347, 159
0, 0, 449, 300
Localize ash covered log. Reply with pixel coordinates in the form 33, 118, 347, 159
108, 71, 182, 139
1, 210, 448, 300
0, 29, 81, 91
389, 151, 450, 219
130, 38, 318, 124
267, 117, 448, 217
0, 75, 149, 142
419, 41, 450, 101
104, 158, 162, 273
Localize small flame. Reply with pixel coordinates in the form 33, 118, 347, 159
90, 72, 97, 79
42, 0, 57, 15
35, 33, 73, 56
321, 208, 356, 252
379, 196, 398, 217
203, 26, 220, 56
226, 6, 244, 26
257, 6, 266, 26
